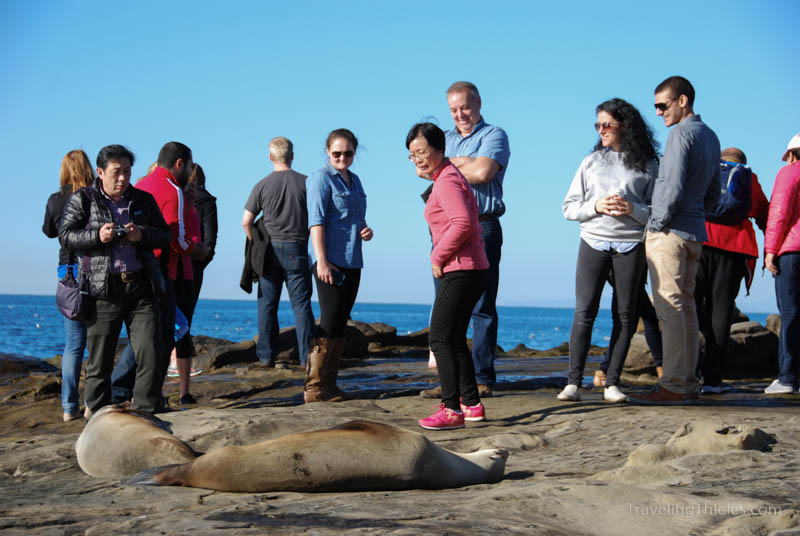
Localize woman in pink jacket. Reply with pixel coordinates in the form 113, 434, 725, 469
407, 123, 489, 430
764, 134, 800, 394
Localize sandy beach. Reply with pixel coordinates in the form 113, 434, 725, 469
1, 330, 799, 536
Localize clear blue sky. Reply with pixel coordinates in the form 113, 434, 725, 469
2, 0, 797, 313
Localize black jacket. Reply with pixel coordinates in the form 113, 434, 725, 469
59, 179, 171, 299
239, 217, 270, 294
43, 185, 74, 266
194, 185, 218, 268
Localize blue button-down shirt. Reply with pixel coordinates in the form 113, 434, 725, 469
306, 163, 368, 269
445, 118, 510, 216
647, 115, 721, 242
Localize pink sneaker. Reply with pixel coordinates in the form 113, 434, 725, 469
460, 402, 486, 422
418, 403, 465, 430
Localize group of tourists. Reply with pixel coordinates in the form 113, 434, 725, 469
43, 75, 800, 432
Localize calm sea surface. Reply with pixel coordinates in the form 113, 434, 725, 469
0, 294, 770, 360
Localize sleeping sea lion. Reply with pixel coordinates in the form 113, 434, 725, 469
76, 404, 199, 477
131, 419, 508, 492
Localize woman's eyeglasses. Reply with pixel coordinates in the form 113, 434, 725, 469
331, 150, 354, 159
594, 122, 620, 132
408, 149, 432, 162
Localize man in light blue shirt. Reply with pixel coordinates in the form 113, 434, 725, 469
440, 81, 510, 396
630, 76, 720, 406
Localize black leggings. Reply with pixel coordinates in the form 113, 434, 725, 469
429, 269, 487, 411
312, 263, 361, 338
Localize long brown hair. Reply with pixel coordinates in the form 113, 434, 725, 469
59, 150, 94, 192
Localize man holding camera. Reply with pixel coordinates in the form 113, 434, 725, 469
59, 144, 171, 415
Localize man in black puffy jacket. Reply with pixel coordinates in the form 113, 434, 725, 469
59, 144, 170, 415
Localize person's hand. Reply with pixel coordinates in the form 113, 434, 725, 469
316, 260, 339, 285
360, 226, 373, 241
595, 194, 630, 216
432, 264, 443, 279
765, 253, 779, 276
99, 223, 115, 244
124, 223, 142, 242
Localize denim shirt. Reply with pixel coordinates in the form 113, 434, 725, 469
647, 115, 721, 241
306, 163, 367, 269
445, 118, 510, 217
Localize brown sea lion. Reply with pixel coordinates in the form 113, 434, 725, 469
131, 420, 508, 492
76, 404, 199, 477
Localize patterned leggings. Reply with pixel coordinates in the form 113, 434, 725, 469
429, 269, 487, 411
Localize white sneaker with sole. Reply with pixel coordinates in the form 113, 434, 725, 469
764, 379, 794, 394
557, 384, 580, 401
604, 385, 627, 402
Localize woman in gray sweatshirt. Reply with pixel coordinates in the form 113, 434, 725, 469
559, 98, 659, 403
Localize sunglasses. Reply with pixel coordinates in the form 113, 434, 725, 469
331, 150, 354, 159
594, 122, 620, 132
654, 96, 679, 112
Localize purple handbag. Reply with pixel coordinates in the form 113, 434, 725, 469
56, 256, 91, 320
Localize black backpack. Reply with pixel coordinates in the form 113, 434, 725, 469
706, 160, 752, 225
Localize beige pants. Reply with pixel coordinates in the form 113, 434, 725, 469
645, 230, 702, 395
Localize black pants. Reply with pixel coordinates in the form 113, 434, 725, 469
429, 269, 487, 411
568, 240, 646, 387
312, 263, 361, 338
85, 275, 161, 413
694, 246, 747, 386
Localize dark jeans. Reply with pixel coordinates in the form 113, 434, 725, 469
775, 253, 800, 387
312, 262, 361, 338
85, 275, 161, 413
257, 241, 315, 365
471, 218, 502, 387
694, 246, 747, 386
601, 267, 663, 372
430, 269, 487, 411
111, 275, 174, 406
568, 240, 645, 387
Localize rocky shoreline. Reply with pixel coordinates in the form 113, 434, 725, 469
1, 315, 798, 535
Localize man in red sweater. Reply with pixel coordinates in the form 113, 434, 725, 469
694, 147, 769, 393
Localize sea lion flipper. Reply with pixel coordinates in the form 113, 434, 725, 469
127, 464, 185, 487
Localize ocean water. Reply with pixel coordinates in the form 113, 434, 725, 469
0, 294, 770, 360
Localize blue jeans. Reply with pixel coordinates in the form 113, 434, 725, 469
471, 218, 502, 386
257, 241, 315, 365
62, 317, 87, 414
775, 253, 800, 387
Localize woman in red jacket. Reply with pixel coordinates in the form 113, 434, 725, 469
764, 135, 800, 394
407, 123, 489, 430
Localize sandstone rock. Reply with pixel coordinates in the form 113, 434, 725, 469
0, 354, 58, 379
395, 327, 429, 348
725, 322, 779, 379
206, 340, 258, 369
766, 313, 781, 336
622, 333, 656, 375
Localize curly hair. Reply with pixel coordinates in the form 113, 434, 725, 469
593, 98, 659, 172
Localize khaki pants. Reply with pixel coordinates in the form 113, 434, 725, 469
645, 231, 702, 395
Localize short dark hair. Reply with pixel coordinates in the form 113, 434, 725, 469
655, 76, 695, 107
721, 147, 747, 164
157, 141, 192, 169
96, 144, 135, 170
326, 128, 358, 151
405, 122, 446, 152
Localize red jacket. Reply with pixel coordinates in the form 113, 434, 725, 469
765, 160, 800, 257
704, 172, 769, 292
136, 166, 197, 280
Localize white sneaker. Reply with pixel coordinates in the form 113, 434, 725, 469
764, 379, 794, 394
604, 385, 627, 403
557, 384, 580, 401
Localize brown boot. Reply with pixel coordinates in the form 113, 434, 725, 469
304, 338, 332, 403
325, 337, 350, 401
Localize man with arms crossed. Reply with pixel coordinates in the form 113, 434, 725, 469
629, 76, 720, 405
423, 81, 510, 397
243, 137, 315, 368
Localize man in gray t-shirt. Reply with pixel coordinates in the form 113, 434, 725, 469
242, 137, 315, 367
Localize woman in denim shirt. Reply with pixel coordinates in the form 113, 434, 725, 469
304, 128, 373, 403
42, 150, 94, 422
